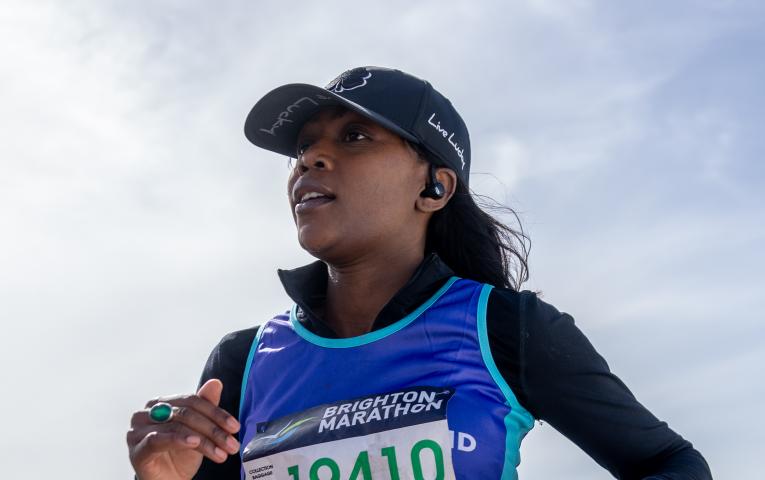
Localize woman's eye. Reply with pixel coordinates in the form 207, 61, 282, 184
344, 130, 368, 142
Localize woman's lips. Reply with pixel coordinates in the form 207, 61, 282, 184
295, 196, 334, 214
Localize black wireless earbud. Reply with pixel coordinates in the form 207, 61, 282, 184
420, 164, 445, 199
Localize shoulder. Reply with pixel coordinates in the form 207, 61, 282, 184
200, 325, 262, 392
218, 325, 261, 350
484, 285, 524, 312
486, 285, 577, 336
484, 285, 598, 386
207, 325, 261, 366
204, 309, 292, 372
484, 285, 561, 330
489, 288, 610, 395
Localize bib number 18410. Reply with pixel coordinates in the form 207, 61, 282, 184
286, 439, 446, 480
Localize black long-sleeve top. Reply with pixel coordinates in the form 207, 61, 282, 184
192, 252, 711, 479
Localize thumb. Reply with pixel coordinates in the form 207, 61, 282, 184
197, 378, 223, 406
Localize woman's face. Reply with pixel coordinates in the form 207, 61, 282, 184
287, 107, 430, 263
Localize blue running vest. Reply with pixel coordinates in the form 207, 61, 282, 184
238, 277, 535, 480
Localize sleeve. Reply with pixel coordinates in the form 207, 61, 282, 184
192, 326, 260, 480
486, 288, 712, 480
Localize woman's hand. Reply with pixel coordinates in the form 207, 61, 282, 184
127, 379, 241, 480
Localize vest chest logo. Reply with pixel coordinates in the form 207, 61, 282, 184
243, 386, 471, 479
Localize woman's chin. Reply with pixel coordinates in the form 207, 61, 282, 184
296, 229, 336, 257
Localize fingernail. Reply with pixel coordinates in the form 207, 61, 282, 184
214, 447, 227, 460
186, 435, 200, 445
227, 417, 240, 431
226, 436, 240, 452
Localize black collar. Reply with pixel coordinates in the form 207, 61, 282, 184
277, 252, 456, 338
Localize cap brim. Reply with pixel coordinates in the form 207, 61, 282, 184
244, 83, 418, 158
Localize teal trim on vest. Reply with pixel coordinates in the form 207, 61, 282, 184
289, 276, 461, 348
239, 322, 266, 429
476, 283, 535, 480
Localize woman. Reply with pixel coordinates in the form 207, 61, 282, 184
127, 66, 712, 479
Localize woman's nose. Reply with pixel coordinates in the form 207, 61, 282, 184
296, 138, 334, 173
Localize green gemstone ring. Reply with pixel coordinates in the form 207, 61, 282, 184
149, 402, 175, 423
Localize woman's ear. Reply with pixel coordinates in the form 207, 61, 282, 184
416, 167, 458, 213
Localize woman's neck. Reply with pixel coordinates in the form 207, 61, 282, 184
324, 247, 424, 338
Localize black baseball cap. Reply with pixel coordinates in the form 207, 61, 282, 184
244, 66, 471, 186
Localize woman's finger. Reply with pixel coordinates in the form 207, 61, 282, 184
171, 405, 240, 454
129, 428, 200, 465
196, 378, 223, 406
130, 423, 230, 465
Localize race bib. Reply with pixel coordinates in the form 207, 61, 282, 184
242, 386, 456, 480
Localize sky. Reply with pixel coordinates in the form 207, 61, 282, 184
0, 0, 763, 478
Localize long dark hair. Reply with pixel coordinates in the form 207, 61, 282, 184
409, 142, 531, 291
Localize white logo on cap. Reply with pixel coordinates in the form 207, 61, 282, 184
427, 113, 466, 170
327, 71, 372, 93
